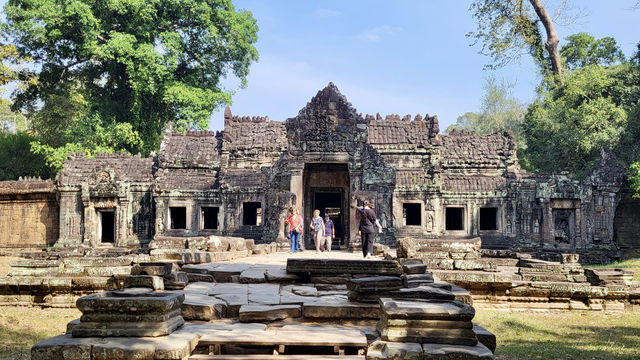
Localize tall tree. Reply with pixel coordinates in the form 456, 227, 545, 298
468, 0, 564, 78
522, 39, 640, 177
561, 33, 625, 71
447, 76, 527, 145
3, 0, 259, 155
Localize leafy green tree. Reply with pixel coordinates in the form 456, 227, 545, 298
468, 0, 564, 77
561, 33, 625, 71
3, 0, 259, 155
447, 76, 527, 145
522, 55, 640, 177
0, 131, 54, 180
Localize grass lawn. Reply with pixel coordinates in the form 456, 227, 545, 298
0, 306, 639, 360
0, 306, 80, 359
589, 258, 640, 281
475, 310, 640, 360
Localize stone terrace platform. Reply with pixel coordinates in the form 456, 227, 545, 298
31, 251, 496, 359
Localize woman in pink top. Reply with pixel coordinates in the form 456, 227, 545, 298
284, 207, 303, 253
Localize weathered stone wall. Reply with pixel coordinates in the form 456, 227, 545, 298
614, 190, 640, 259
0, 179, 59, 248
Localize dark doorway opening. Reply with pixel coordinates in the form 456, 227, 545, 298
403, 203, 421, 226
170, 207, 187, 229
201, 206, 219, 230
99, 210, 115, 243
479, 207, 498, 230
446, 207, 464, 231
553, 209, 574, 244
304, 163, 350, 249
314, 191, 343, 243
243, 202, 262, 226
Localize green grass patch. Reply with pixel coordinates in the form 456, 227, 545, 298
475, 310, 640, 360
0, 306, 80, 359
589, 258, 640, 281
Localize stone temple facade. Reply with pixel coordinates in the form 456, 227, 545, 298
1, 83, 638, 263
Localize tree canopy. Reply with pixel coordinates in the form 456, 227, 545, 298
446, 76, 527, 146
3, 0, 259, 163
468, 0, 563, 77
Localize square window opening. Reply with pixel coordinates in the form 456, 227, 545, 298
479, 207, 498, 231
403, 203, 422, 226
446, 207, 464, 231
201, 206, 219, 230
243, 202, 262, 226
169, 207, 187, 229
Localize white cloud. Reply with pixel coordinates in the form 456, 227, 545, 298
314, 8, 343, 18
357, 25, 403, 42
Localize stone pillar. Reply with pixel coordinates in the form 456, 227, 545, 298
57, 189, 84, 246
118, 199, 129, 246
289, 163, 304, 212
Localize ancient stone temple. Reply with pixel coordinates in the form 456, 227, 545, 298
1, 83, 638, 263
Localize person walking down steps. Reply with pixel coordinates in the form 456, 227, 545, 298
310, 209, 325, 253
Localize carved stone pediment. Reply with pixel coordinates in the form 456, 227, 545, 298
89, 167, 116, 186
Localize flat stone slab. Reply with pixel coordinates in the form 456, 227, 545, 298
248, 283, 280, 305
349, 286, 455, 303
239, 304, 301, 322
74, 290, 185, 337
379, 298, 475, 321
210, 263, 252, 282
287, 258, 403, 275
186, 273, 214, 282
367, 340, 423, 360
181, 263, 222, 274
72, 315, 185, 338
403, 263, 428, 274
303, 298, 380, 319
422, 342, 493, 359
239, 267, 267, 283
265, 265, 302, 282
210, 283, 248, 295
473, 324, 496, 353
131, 262, 173, 276
347, 276, 403, 292
31, 334, 96, 360
124, 275, 164, 290
380, 326, 478, 346
182, 293, 227, 320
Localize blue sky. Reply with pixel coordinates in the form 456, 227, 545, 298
210, 0, 640, 131
1, 1, 638, 132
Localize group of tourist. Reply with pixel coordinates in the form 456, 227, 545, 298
283, 200, 381, 259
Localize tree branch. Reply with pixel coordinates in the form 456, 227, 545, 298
529, 0, 563, 78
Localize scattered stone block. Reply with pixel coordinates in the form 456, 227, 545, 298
124, 276, 164, 290
163, 272, 188, 290
473, 324, 496, 353
130, 262, 173, 276
239, 267, 267, 283
422, 342, 493, 359
287, 258, 403, 275
239, 304, 301, 322
73, 289, 185, 337
182, 293, 227, 320
186, 273, 214, 282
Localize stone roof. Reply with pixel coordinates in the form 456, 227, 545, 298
368, 114, 439, 146
154, 168, 218, 191
158, 129, 221, 169
0, 178, 56, 195
396, 170, 434, 187
441, 130, 517, 169
222, 116, 287, 152
442, 174, 507, 192
221, 169, 267, 188
58, 153, 154, 186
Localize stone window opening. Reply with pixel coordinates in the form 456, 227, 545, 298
169, 207, 187, 229
201, 206, 220, 230
403, 203, 422, 226
97, 210, 115, 243
479, 207, 498, 231
445, 207, 464, 231
243, 202, 262, 226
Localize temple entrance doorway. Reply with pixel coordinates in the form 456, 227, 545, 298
97, 209, 115, 244
303, 163, 350, 250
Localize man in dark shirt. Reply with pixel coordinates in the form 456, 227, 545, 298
353, 200, 379, 258
322, 214, 335, 252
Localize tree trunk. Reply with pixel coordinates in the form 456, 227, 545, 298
529, 0, 563, 78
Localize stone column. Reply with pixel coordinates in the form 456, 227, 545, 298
289, 163, 304, 212
118, 199, 129, 246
